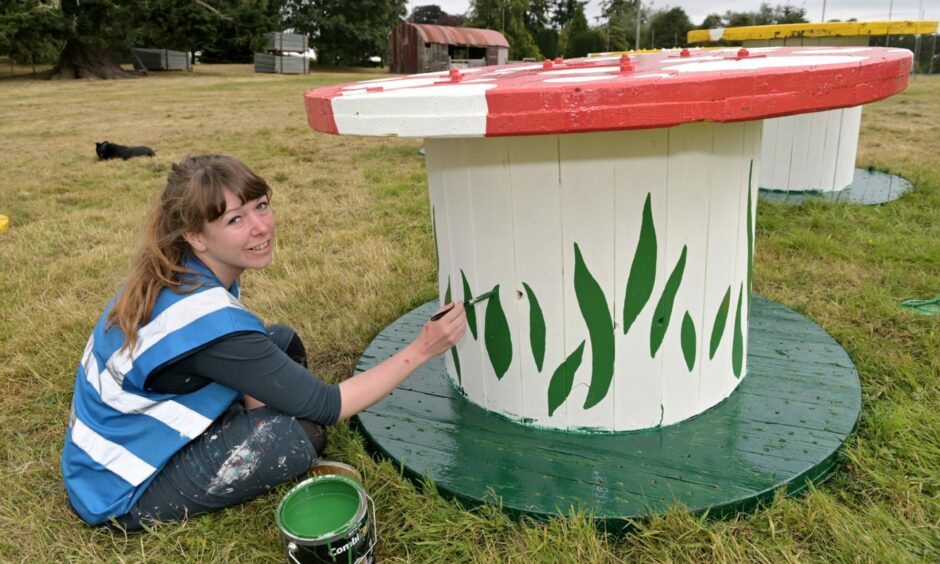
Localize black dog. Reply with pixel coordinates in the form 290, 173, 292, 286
95, 141, 156, 160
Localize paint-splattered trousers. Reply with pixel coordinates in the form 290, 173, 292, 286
111, 324, 321, 531
112, 402, 318, 531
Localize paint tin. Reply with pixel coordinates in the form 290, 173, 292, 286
276, 475, 376, 564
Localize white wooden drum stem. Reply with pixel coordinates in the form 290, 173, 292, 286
746, 37, 869, 193
426, 121, 761, 432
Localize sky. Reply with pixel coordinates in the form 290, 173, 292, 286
405, 1, 938, 28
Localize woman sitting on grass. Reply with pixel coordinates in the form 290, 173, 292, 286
61, 155, 467, 530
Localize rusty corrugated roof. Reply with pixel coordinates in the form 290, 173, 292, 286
410, 24, 510, 48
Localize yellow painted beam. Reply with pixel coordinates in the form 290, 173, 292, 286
688, 20, 939, 44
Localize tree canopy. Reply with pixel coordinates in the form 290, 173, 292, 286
407, 4, 467, 26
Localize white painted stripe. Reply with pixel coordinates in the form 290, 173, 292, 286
793, 47, 870, 55
663, 55, 866, 73
82, 337, 216, 438
107, 287, 244, 385
71, 418, 157, 486
544, 75, 617, 83
332, 84, 493, 137
539, 67, 618, 76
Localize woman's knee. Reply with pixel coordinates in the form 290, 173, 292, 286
266, 324, 307, 368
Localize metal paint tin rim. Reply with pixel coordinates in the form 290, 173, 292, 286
275, 474, 367, 544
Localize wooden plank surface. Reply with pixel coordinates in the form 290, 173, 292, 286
354, 295, 861, 525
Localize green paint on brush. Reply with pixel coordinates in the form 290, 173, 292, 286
484, 285, 512, 380
574, 243, 615, 410
709, 287, 732, 360
522, 282, 546, 372
732, 285, 744, 379
747, 160, 754, 293
623, 192, 657, 335
461, 269, 478, 341
547, 341, 585, 417
681, 312, 696, 372
445, 278, 461, 385
650, 246, 687, 358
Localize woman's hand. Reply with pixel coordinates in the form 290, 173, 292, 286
336, 303, 467, 420
413, 302, 467, 360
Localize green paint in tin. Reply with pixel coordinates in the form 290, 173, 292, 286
281, 490, 359, 538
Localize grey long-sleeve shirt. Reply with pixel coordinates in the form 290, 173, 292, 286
145, 331, 341, 425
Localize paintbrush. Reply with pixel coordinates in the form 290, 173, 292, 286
430, 288, 498, 321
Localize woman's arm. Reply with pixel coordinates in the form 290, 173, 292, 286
337, 302, 466, 421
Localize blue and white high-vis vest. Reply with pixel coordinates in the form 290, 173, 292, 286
61, 257, 266, 525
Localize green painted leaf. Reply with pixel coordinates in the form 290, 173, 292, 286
484, 285, 512, 379
747, 159, 754, 294
709, 287, 732, 360
451, 347, 462, 386
623, 193, 658, 335
444, 278, 462, 385
681, 312, 696, 372
547, 341, 586, 417
732, 285, 744, 379
432, 206, 439, 275
522, 282, 546, 372
574, 244, 615, 410
461, 269, 478, 341
650, 246, 687, 358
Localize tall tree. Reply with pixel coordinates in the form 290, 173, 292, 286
407, 4, 466, 26
409, 4, 446, 24
558, 2, 602, 57
647, 7, 691, 48
526, 0, 557, 58
552, 0, 584, 30
2, 0, 285, 79
50, 0, 139, 79
468, 0, 541, 60
0, 0, 62, 70
287, 0, 407, 66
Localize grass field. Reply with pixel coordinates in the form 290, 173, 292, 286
0, 64, 938, 562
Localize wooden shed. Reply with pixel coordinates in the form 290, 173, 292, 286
389, 23, 509, 74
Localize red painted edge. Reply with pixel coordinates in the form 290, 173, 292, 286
304, 90, 338, 135
303, 48, 912, 137
484, 57, 909, 136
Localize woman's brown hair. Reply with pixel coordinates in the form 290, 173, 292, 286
107, 155, 272, 352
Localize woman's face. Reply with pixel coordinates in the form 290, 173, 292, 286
184, 189, 275, 288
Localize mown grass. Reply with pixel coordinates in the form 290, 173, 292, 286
0, 65, 937, 562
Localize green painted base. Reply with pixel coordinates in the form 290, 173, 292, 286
354, 296, 861, 529
759, 168, 912, 205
